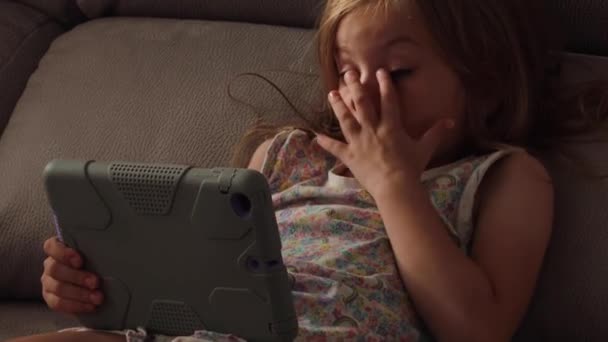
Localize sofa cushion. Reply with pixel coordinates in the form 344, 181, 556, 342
0, 1, 64, 137
0, 301, 78, 340
77, 0, 325, 28
0, 17, 317, 299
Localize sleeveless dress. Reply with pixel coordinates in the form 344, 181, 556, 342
62, 128, 515, 341
258, 129, 515, 341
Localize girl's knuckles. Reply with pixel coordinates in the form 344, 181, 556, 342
46, 259, 60, 275
43, 257, 53, 270
353, 94, 366, 105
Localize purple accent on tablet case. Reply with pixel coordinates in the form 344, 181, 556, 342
52, 213, 64, 243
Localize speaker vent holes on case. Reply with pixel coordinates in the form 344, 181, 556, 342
230, 193, 252, 219
146, 301, 204, 336
110, 163, 187, 215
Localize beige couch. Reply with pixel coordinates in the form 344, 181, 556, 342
0, 0, 607, 340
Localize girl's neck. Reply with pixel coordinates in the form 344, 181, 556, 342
428, 140, 477, 170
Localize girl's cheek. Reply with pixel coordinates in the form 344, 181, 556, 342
400, 119, 428, 139
401, 111, 447, 138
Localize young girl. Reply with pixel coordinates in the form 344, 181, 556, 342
15, 0, 608, 341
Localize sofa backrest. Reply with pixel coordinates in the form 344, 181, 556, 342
73, 0, 608, 55
4, 0, 605, 139
12, 0, 608, 56
76, 0, 325, 28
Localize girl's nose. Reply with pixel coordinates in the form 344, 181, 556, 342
360, 72, 381, 116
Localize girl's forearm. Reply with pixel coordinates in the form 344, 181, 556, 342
373, 178, 507, 342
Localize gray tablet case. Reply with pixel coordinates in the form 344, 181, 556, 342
43, 160, 298, 341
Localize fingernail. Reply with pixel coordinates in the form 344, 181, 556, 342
376, 68, 386, 78
328, 91, 340, 100
90, 292, 103, 305
85, 276, 97, 289
345, 70, 357, 82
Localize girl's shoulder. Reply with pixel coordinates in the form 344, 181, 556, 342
475, 149, 553, 210
422, 147, 552, 250
423, 146, 547, 186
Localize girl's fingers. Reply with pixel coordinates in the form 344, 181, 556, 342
43, 237, 82, 269
43, 257, 99, 290
339, 85, 355, 114
315, 134, 349, 163
328, 91, 359, 143
344, 71, 376, 127
41, 274, 103, 305
43, 290, 96, 314
377, 69, 403, 131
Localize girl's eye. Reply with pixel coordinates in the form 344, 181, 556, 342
338, 69, 413, 82
390, 69, 414, 80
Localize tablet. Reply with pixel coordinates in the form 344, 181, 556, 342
43, 160, 298, 341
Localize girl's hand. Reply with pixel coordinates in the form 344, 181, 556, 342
41, 237, 104, 314
316, 69, 453, 198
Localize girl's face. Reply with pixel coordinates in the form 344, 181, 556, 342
334, 3, 468, 166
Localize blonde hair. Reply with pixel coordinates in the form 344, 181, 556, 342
230, 0, 608, 167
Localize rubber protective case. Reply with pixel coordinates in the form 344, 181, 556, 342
43, 160, 298, 341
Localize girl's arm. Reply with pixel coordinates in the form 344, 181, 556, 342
375, 152, 553, 342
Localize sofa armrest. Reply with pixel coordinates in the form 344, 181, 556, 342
13, 0, 85, 26
0, 1, 65, 137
